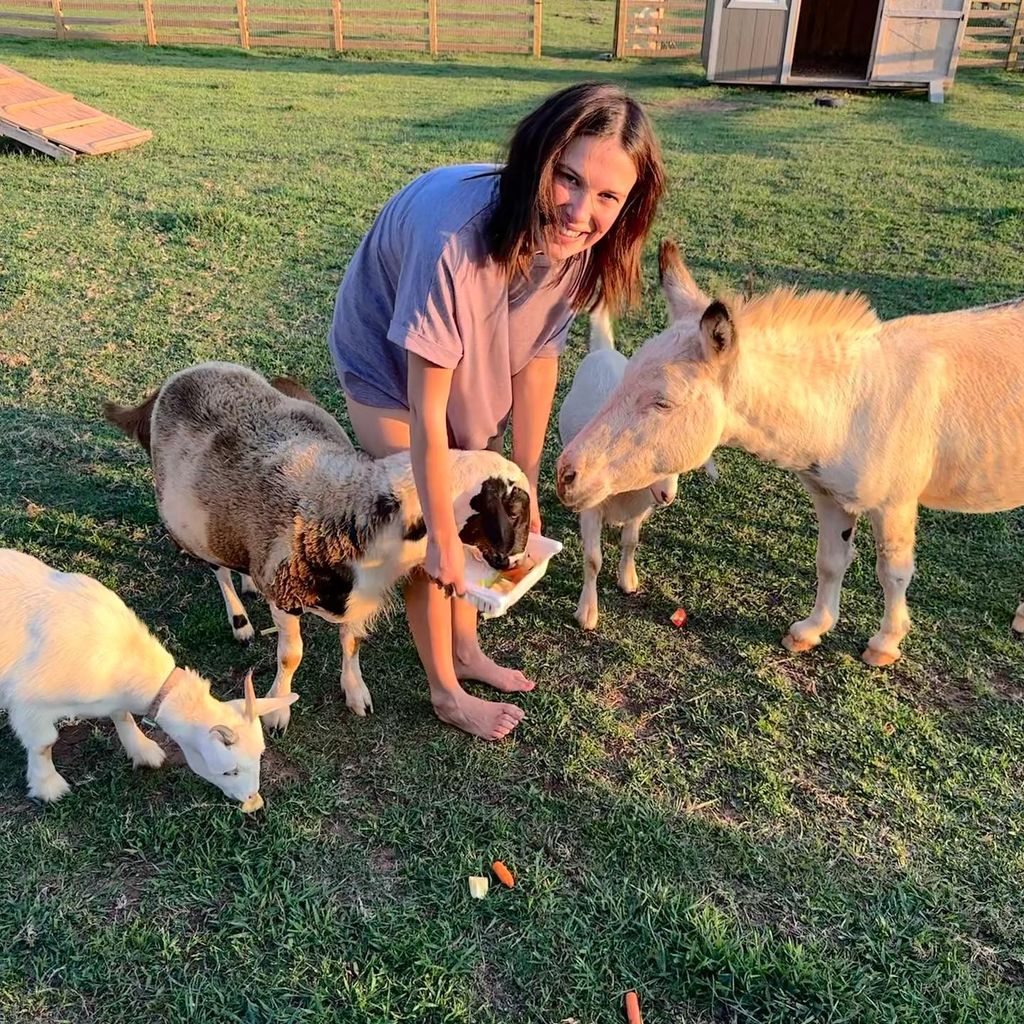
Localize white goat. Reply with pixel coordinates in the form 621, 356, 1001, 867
104, 362, 531, 734
0, 548, 296, 808
559, 306, 707, 630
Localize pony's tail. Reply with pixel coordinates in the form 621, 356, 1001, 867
588, 302, 615, 354
103, 390, 158, 454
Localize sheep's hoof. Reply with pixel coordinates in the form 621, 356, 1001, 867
29, 773, 71, 803
781, 632, 817, 654
861, 647, 899, 668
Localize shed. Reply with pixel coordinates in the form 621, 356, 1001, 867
701, 0, 971, 101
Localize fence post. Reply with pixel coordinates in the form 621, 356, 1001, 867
1008, 2, 1024, 70
50, 0, 66, 40
428, 0, 438, 54
613, 0, 627, 58
237, 0, 250, 49
142, 0, 157, 45
533, 0, 542, 57
331, 0, 343, 51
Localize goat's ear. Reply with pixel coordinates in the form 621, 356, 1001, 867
243, 670, 257, 723
210, 724, 237, 746
699, 300, 736, 360
254, 692, 300, 720
660, 239, 708, 322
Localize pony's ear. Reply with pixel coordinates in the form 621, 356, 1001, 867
699, 300, 736, 359
660, 239, 708, 322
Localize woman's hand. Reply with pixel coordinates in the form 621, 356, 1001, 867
425, 528, 466, 599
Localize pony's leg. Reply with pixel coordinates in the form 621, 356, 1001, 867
263, 602, 303, 733
783, 488, 858, 654
112, 711, 165, 769
340, 628, 373, 716
214, 566, 254, 643
240, 573, 259, 594
11, 711, 69, 802
1013, 602, 1024, 634
617, 513, 646, 595
576, 507, 603, 630
862, 504, 917, 667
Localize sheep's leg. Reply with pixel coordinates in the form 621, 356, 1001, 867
783, 486, 858, 654
862, 504, 917, 667
617, 513, 647, 595
11, 712, 70, 802
575, 507, 603, 630
263, 602, 302, 733
112, 711, 165, 769
214, 567, 254, 643
240, 573, 259, 595
340, 628, 373, 716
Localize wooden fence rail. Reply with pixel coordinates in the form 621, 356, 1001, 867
0, 0, 540, 54
961, 1, 1023, 69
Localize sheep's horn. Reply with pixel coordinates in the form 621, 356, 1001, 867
243, 669, 257, 722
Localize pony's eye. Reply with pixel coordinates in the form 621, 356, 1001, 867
223, 768, 239, 777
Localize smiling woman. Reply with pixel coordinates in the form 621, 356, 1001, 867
327, 82, 666, 742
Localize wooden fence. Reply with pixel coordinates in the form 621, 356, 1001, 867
960, 1, 1023, 68
0, 0, 542, 54
613, 0, 704, 59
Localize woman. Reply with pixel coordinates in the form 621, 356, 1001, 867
329, 82, 666, 740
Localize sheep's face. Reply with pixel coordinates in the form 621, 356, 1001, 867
452, 454, 532, 570
166, 670, 298, 810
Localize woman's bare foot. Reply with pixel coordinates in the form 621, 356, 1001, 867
455, 646, 536, 693
433, 688, 524, 740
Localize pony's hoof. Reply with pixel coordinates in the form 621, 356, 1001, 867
861, 647, 899, 668
782, 633, 817, 654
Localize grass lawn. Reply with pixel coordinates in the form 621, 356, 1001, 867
2, 18, 1024, 1023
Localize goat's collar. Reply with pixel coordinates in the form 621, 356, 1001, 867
147, 666, 185, 722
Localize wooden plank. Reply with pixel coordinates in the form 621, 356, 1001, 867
251, 33, 329, 46
250, 19, 332, 32
82, 129, 152, 154
0, 26, 54, 37
142, 0, 156, 43
236, 0, 249, 47
50, 0, 65, 39
3, 92, 72, 113
428, 0, 438, 53
153, 17, 237, 29
0, 12, 56, 23
613, 0, 627, 56
330, 0, 342, 50
0, 116, 76, 158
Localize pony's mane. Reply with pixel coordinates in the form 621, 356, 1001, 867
736, 286, 881, 342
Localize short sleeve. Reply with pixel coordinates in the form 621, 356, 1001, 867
386, 239, 466, 370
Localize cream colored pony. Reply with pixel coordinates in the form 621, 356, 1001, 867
557, 240, 1024, 666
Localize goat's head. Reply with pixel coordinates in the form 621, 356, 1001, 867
158, 669, 298, 810
451, 452, 532, 570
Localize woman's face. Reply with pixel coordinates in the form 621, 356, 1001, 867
545, 135, 639, 261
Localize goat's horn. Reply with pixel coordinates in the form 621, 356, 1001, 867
243, 669, 257, 722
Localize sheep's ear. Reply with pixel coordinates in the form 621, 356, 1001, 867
660, 239, 708, 322
243, 670, 257, 723
699, 300, 736, 360
210, 724, 237, 746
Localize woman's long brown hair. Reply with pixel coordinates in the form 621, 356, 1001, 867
485, 82, 666, 316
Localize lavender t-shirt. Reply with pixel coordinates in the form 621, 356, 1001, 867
328, 164, 581, 452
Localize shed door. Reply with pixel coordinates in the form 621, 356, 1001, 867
870, 0, 969, 82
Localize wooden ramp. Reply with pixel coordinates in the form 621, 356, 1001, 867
0, 64, 151, 161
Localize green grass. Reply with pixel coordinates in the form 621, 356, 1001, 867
2, 22, 1024, 1024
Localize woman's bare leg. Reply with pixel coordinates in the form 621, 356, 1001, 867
345, 395, 527, 738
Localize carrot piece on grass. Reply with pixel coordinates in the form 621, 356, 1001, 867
491, 860, 515, 888
624, 990, 642, 1024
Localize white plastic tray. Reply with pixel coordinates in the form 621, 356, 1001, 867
463, 533, 563, 619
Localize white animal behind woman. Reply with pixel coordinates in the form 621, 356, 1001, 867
557, 240, 1024, 666
558, 303, 690, 629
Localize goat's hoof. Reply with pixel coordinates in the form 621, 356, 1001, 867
861, 647, 899, 668
782, 632, 817, 654
617, 573, 639, 595
261, 707, 291, 734
232, 623, 255, 645
28, 773, 71, 803
575, 604, 599, 631
131, 743, 166, 770
1012, 614, 1024, 635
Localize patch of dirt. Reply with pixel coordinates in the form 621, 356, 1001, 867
53, 720, 115, 766
650, 97, 757, 115
987, 671, 1024, 703
0, 351, 29, 368
260, 745, 307, 789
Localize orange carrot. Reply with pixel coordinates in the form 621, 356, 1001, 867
491, 860, 515, 888
624, 990, 642, 1024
